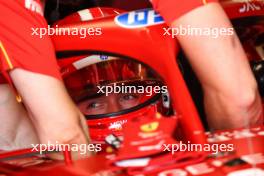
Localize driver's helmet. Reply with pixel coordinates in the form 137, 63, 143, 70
55, 7, 172, 152
58, 54, 171, 149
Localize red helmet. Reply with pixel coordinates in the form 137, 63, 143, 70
59, 54, 171, 151
55, 8, 171, 151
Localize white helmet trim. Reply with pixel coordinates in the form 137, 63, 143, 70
73, 55, 118, 70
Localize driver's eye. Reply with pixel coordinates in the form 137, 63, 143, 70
87, 102, 103, 109
120, 94, 138, 101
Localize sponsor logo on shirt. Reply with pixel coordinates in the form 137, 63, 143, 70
115, 9, 164, 28
239, 2, 262, 13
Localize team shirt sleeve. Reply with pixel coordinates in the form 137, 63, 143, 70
150, 0, 219, 25
0, 0, 61, 82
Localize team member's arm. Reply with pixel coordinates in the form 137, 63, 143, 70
0, 84, 39, 150
10, 69, 91, 157
151, 1, 263, 129
0, 0, 91, 158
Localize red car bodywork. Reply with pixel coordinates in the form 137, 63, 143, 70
0, 1, 263, 175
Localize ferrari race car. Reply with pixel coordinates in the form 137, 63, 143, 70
0, 0, 264, 175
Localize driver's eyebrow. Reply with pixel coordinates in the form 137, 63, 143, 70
76, 93, 104, 103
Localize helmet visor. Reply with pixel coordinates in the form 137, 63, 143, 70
62, 55, 165, 117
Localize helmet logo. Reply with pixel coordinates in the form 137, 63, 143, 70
100, 55, 108, 61
109, 120, 127, 131
140, 122, 159, 133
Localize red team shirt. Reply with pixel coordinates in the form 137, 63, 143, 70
0, 0, 218, 84
151, 0, 218, 24
0, 0, 61, 84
